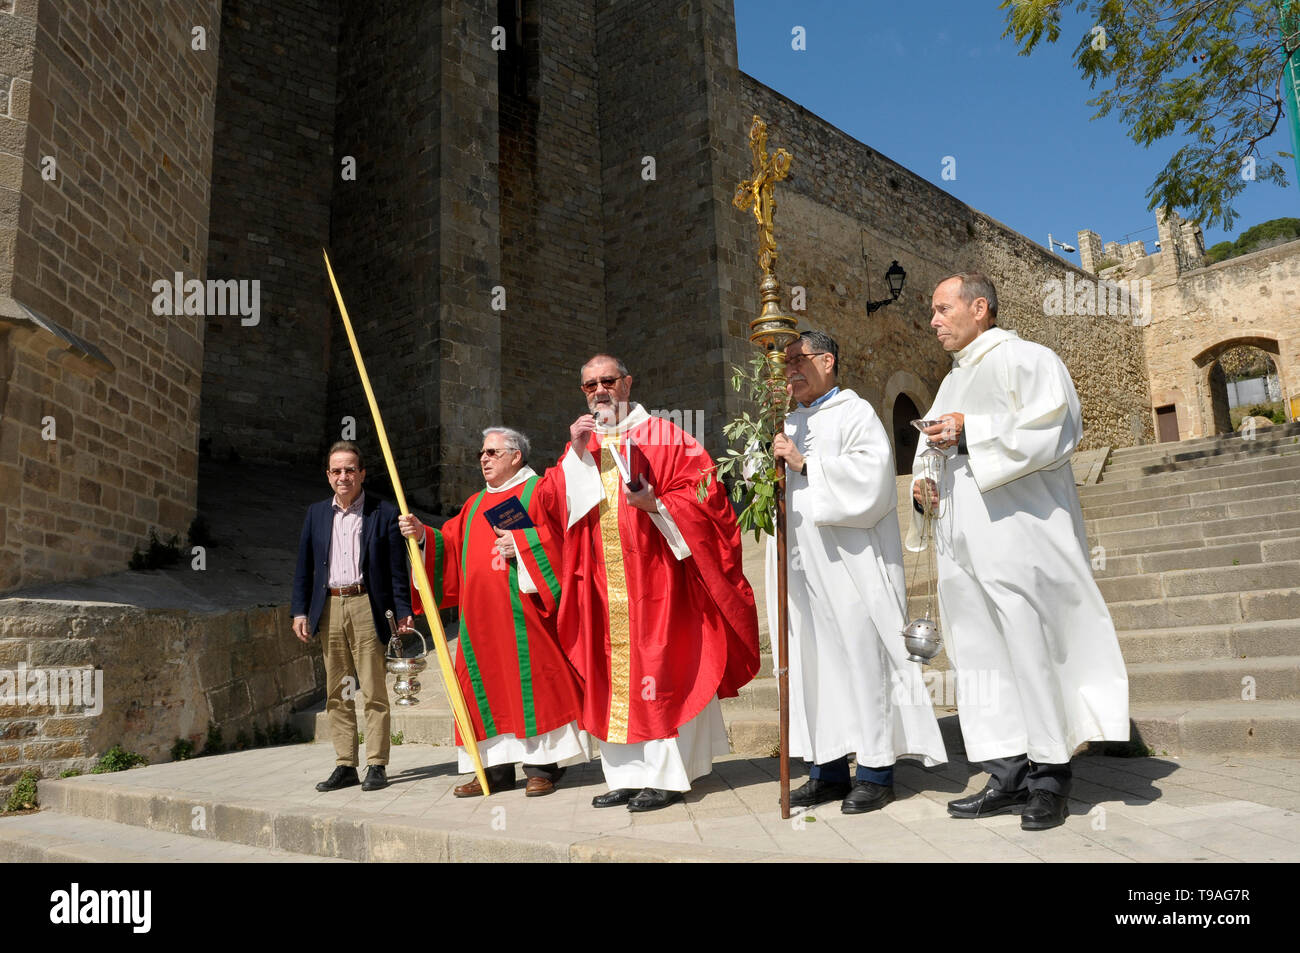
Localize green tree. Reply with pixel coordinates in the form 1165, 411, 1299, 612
1204, 215, 1300, 261
1000, 0, 1299, 231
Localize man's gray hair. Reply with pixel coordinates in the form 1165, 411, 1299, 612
580, 353, 630, 381
483, 426, 530, 462
943, 271, 999, 320
797, 329, 839, 377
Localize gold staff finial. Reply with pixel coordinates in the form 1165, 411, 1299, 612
734, 114, 798, 375
734, 114, 793, 278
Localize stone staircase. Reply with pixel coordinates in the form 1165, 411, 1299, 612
723, 422, 1300, 758
1082, 422, 1300, 756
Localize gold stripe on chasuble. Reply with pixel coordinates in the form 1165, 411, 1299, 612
599, 436, 632, 744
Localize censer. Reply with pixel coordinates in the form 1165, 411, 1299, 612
385, 610, 430, 706
902, 419, 949, 664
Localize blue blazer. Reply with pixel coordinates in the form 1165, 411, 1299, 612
291, 492, 412, 643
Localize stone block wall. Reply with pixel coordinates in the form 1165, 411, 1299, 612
593, 0, 745, 455
0, 0, 221, 595
0, 598, 322, 792
498, 0, 605, 469
200, 0, 340, 469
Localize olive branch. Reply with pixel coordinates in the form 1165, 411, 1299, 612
696, 353, 790, 540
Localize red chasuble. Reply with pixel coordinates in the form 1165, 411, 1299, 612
410, 474, 584, 746
532, 411, 761, 744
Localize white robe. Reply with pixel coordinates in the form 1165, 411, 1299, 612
767, 389, 948, 770
906, 328, 1130, 765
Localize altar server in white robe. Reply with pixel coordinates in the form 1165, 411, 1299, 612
907, 272, 1129, 831
770, 330, 947, 815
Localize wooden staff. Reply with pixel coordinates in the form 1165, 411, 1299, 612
734, 116, 797, 818
322, 249, 491, 796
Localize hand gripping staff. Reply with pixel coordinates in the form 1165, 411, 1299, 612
322, 249, 491, 796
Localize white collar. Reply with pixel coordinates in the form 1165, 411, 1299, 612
953, 327, 1016, 368
485, 465, 537, 493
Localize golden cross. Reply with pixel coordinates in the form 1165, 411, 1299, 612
734, 115, 793, 276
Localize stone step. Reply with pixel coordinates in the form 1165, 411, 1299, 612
1126, 656, 1300, 703
1094, 537, 1300, 577
32, 756, 783, 863
1117, 620, 1300, 665
721, 677, 779, 712
1132, 700, 1300, 757
1081, 476, 1300, 522
1107, 423, 1300, 466
0, 811, 350, 862
1107, 586, 1300, 631
1100, 526, 1300, 558
1081, 453, 1300, 502
1104, 440, 1300, 478
1112, 421, 1300, 457
1095, 561, 1300, 603
1085, 491, 1300, 537
1091, 509, 1300, 554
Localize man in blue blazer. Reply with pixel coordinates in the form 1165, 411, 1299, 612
292, 441, 413, 792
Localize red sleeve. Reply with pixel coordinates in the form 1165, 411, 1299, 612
410, 508, 463, 615
651, 432, 762, 698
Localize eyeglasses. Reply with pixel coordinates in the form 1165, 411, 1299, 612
580, 375, 625, 394
786, 352, 828, 369
327, 466, 360, 476
479, 448, 511, 459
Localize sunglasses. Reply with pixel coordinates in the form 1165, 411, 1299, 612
580, 375, 625, 394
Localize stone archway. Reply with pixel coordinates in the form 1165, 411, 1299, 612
883, 370, 933, 474
1192, 336, 1287, 436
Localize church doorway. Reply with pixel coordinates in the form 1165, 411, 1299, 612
892, 393, 921, 474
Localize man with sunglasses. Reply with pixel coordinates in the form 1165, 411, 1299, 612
291, 440, 413, 793
772, 331, 947, 815
398, 427, 588, 797
533, 354, 761, 812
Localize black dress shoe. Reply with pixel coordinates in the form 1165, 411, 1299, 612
591, 788, 639, 808
947, 784, 1030, 818
788, 778, 852, 808
627, 788, 683, 812
362, 765, 388, 791
315, 766, 360, 792
1020, 790, 1070, 830
840, 780, 896, 815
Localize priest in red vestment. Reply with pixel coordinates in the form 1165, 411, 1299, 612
530, 354, 761, 812
399, 426, 588, 797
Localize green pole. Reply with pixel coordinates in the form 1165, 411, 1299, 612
1284, 1, 1300, 190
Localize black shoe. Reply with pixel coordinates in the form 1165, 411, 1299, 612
362, 765, 388, 791
840, 780, 896, 815
591, 788, 639, 808
788, 778, 852, 808
627, 788, 683, 812
1020, 790, 1070, 831
947, 784, 1030, 819
315, 766, 360, 792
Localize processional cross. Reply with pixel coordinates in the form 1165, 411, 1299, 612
734, 114, 797, 819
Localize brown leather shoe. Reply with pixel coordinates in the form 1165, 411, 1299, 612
453, 777, 485, 798
525, 776, 557, 797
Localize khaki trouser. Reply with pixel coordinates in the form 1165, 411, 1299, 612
321, 594, 390, 766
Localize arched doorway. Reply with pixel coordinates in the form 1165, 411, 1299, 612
892, 394, 921, 474
1193, 337, 1288, 435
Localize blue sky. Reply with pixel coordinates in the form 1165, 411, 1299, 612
734, 1, 1299, 262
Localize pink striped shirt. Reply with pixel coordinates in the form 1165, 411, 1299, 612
327, 491, 365, 588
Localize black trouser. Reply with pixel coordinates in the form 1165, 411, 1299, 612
984, 755, 1071, 796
